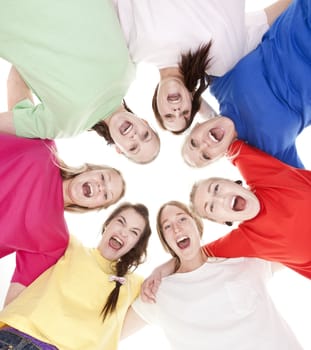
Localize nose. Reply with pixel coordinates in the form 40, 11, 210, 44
172, 222, 181, 233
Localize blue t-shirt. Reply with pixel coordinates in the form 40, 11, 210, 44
210, 0, 311, 169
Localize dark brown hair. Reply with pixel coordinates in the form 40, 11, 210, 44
156, 201, 204, 271
101, 202, 152, 321
152, 42, 213, 134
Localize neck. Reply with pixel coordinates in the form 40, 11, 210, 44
177, 248, 207, 273
159, 66, 183, 80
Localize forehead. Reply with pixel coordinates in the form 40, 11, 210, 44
161, 205, 188, 223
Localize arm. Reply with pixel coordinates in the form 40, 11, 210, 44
264, 0, 292, 26
7, 66, 34, 110
140, 258, 176, 303
0, 66, 34, 135
3, 282, 25, 306
121, 306, 147, 339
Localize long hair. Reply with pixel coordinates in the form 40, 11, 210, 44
91, 100, 133, 145
57, 157, 125, 213
101, 202, 152, 321
156, 201, 203, 271
152, 42, 213, 134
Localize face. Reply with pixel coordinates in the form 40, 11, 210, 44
108, 111, 160, 163
65, 169, 123, 208
183, 116, 236, 167
157, 78, 192, 132
98, 208, 145, 261
193, 178, 260, 223
160, 205, 202, 262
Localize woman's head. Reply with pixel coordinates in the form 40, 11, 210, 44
190, 177, 260, 223
99, 202, 152, 320
182, 116, 237, 167
92, 101, 160, 164
152, 43, 212, 134
157, 201, 204, 270
61, 163, 125, 212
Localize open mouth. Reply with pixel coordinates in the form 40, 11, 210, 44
82, 182, 93, 197
231, 196, 246, 211
167, 93, 181, 103
209, 127, 224, 143
119, 121, 133, 135
109, 236, 124, 250
176, 236, 190, 249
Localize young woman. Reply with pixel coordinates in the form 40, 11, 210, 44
0, 0, 160, 164
121, 201, 302, 350
113, 0, 290, 133
182, 0, 310, 169
190, 140, 311, 279
0, 202, 152, 350
1, 68, 128, 305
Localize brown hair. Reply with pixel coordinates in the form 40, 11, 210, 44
152, 42, 213, 134
156, 201, 204, 271
101, 202, 152, 321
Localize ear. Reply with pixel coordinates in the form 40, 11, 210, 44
235, 180, 243, 185
115, 146, 124, 155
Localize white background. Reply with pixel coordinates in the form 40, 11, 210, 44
0, 1, 311, 348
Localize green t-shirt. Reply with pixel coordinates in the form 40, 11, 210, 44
0, 0, 135, 138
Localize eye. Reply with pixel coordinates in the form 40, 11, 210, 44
182, 110, 189, 117
190, 139, 198, 148
101, 174, 105, 183
179, 216, 187, 223
202, 153, 211, 161
143, 131, 150, 141
130, 230, 139, 236
164, 114, 174, 120
214, 184, 219, 193
163, 224, 171, 231
129, 144, 138, 153
103, 191, 108, 200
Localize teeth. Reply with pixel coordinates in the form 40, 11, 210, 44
123, 123, 132, 135
88, 183, 93, 197
113, 236, 123, 246
209, 131, 218, 143
230, 196, 236, 210
177, 236, 188, 243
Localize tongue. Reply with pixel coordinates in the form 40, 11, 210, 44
82, 183, 91, 197
167, 93, 181, 102
210, 127, 224, 142
109, 237, 122, 250
177, 238, 190, 249
233, 196, 246, 211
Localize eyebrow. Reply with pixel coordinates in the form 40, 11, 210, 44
121, 215, 142, 233
161, 212, 185, 226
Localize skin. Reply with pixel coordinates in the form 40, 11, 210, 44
157, 68, 192, 132
160, 204, 206, 272
192, 178, 260, 223
62, 169, 124, 209
105, 106, 160, 164
98, 207, 145, 261
182, 116, 237, 167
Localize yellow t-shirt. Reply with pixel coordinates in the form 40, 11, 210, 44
0, 236, 143, 350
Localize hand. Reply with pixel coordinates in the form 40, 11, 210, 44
140, 270, 162, 303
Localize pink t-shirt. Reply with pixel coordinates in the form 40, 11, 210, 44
0, 134, 69, 286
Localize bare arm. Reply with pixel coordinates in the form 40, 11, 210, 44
3, 282, 25, 307
264, 0, 292, 26
7, 66, 34, 110
121, 306, 147, 339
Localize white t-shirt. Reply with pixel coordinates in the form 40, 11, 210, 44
133, 258, 302, 350
113, 0, 268, 76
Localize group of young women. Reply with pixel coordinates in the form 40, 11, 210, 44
0, 0, 310, 349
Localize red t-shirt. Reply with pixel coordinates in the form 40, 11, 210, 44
0, 134, 69, 285
204, 140, 311, 279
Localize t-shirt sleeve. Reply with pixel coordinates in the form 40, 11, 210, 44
132, 296, 158, 325
244, 10, 269, 54
13, 98, 69, 139
12, 249, 66, 286
204, 228, 255, 258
